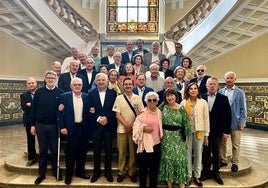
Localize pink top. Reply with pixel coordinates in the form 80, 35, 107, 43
144, 111, 161, 145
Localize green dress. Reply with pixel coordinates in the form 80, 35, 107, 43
158, 105, 190, 184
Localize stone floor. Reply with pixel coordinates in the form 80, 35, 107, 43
0, 124, 268, 187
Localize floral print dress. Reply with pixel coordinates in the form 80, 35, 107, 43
158, 105, 190, 184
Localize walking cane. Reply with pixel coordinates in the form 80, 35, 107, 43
56, 127, 60, 180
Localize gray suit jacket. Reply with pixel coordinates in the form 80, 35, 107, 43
143, 53, 166, 69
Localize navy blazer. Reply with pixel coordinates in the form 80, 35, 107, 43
107, 63, 125, 76
133, 86, 154, 107
202, 93, 231, 138
57, 91, 90, 139
190, 75, 211, 94
88, 88, 117, 132
78, 69, 98, 92
20, 91, 33, 126
133, 49, 149, 56
121, 51, 137, 65
58, 72, 88, 93
101, 56, 110, 65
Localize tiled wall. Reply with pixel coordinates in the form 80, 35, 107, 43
1, 79, 267, 130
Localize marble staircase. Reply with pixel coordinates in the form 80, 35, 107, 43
1, 145, 268, 188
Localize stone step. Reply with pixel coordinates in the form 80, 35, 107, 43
1, 159, 268, 187
3, 153, 268, 187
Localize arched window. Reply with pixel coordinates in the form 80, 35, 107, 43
107, 0, 159, 33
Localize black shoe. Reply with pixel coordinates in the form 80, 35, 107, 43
65, 176, 72, 185
26, 156, 38, 166
117, 174, 125, 183
200, 173, 211, 181
231, 164, 238, 172
90, 174, 100, 183
34, 175, 46, 184
212, 172, 224, 185
57, 174, 63, 181
75, 173, 90, 179
221, 162, 228, 167
129, 174, 137, 183
193, 178, 203, 187
105, 173, 114, 182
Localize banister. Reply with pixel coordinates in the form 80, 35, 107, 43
165, 0, 221, 41
44, 0, 98, 42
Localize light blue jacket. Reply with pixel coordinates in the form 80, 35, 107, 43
219, 86, 247, 130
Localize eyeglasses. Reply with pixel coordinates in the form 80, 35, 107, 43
45, 77, 56, 80
147, 99, 157, 103
73, 84, 82, 87
197, 69, 204, 72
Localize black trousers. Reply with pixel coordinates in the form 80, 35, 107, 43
35, 122, 58, 176
92, 126, 114, 175
202, 137, 222, 174
25, 124, 37, 160
137, 143, 161, 188
65, 123, 88, 177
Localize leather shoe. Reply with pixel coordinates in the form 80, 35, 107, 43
65, 176, 72, 185
34, 175, 46, 184
129, 174, 137, 183
231, 164, 238, 172
221, 162, 228, 167
105, 173, 114, 182
200, 173, 211, 181
75, 173, 90, 179
193, 178, 203, 187
90, 174, 100, 183
212, 172, 224, 185
117, 174, 125, 183
54, 174, 62, 181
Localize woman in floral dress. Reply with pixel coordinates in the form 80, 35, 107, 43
158, 88, 190, 188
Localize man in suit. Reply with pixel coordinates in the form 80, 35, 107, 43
20, 77, 39, 166
133, 39, 149, 57
190, 64, 211, 94
78, 57, 97, 92
107, 52, 125, 76
57, 77, 90, 184
58, 60, 88, 93
121, 40, 137, 65
219, 71, 247, 172
157, 77, 182, 106
200, 77, 231, 185
168, 42, 185, 71
143, 41, 166, 69
101, 45, 115, 65
88, 73, 117, 183
133, 73, 154, 107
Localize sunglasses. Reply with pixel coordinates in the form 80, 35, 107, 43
197, 69, 204, 72
148, 99, 157, 103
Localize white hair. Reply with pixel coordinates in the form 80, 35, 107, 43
144, 91, 159, 103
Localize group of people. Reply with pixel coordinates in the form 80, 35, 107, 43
20, 39, 247, 187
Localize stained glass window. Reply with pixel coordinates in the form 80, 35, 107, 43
107, 0, 159, 33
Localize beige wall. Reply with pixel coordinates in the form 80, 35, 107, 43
0, 31, 55, 78
165, 0, 198, 30
66, 0, 99, 30
204, 31, 268, 79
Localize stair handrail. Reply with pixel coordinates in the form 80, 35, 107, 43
44, 0, 98, 42
165, 0, 221, 41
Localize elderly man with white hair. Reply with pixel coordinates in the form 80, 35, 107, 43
145, 63, 165, 92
